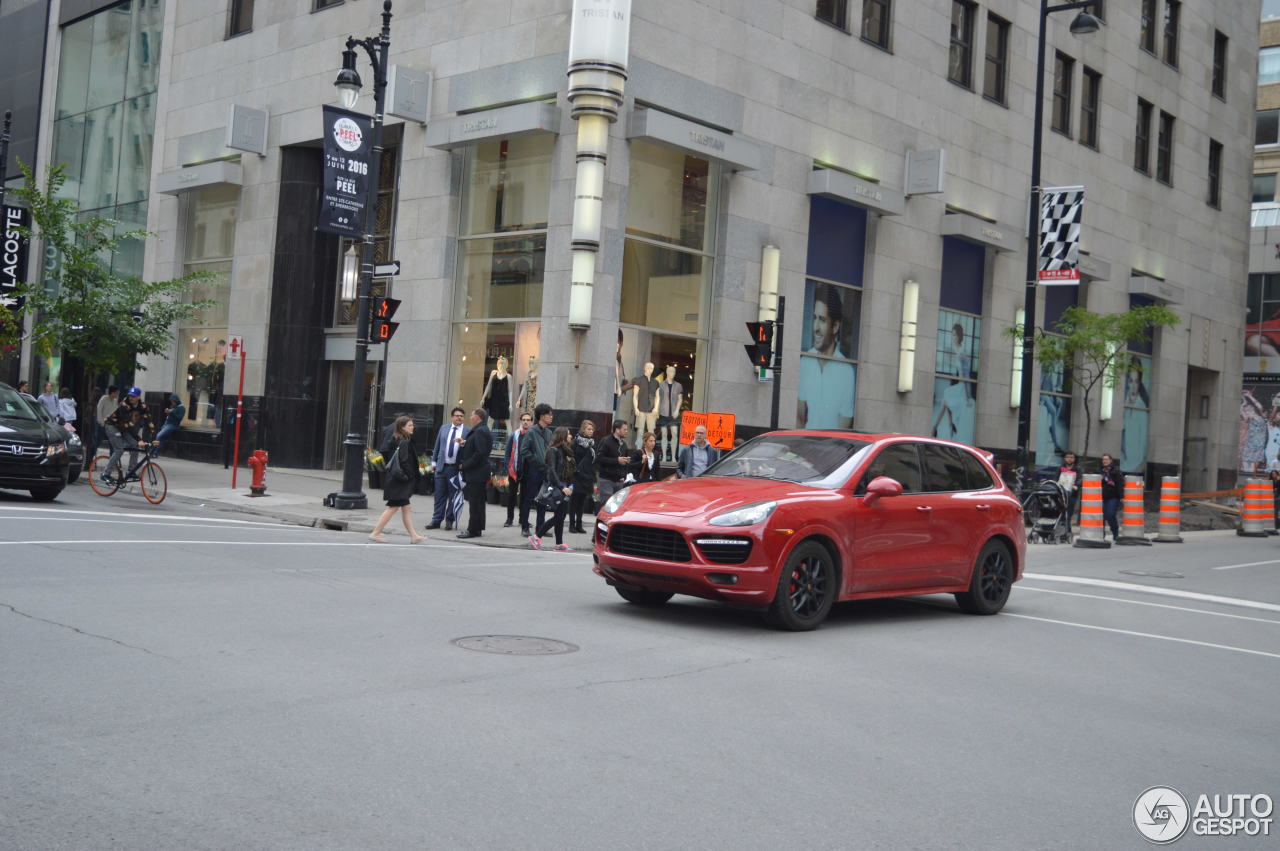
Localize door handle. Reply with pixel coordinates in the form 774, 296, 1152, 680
916, 506, 933, 513
975, 504, 991, 511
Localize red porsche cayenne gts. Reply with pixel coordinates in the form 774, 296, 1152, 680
592, 431, 1025, 630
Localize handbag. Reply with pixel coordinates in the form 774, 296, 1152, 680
534, 480, 563, 508
387, 443, 411, 483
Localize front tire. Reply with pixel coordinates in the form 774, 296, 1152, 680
28, 486, 62, 502
615, 586, 674, 606
765, 540, 837, 631
140, 462, 167, 504
955, 540, 1014, 615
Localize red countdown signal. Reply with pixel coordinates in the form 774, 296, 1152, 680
371, 297, 401, 343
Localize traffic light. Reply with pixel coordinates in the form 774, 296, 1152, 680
744, 320, 774, 371
371, 297, 401, 343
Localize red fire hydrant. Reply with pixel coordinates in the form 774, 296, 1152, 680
248, 449, 269, 497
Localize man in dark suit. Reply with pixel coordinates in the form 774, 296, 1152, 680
676, 424, 721, 478
428, 407, 469, 530
457, 407, 493, 539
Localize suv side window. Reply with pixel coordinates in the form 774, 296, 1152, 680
959, 449, 995, 490
859, 443, 923, 493
921, 444, 971, 492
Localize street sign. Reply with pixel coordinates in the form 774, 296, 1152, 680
227, 335, 245, 359
374, 260, 401, 277
679, 410, 736, 450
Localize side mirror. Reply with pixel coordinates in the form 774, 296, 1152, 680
863, 475, 904, 506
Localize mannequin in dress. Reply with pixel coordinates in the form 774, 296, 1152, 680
482, 356, 513, 431
656, 364, 684, 463
631, 361, 660, 448
516, 355, 538, 416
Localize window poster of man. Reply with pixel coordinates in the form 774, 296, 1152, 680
1244, 273, 1280, 375
932, 310, 980, 446
797, 279, 860, 429
1120, 355, 1151, 473
1240, 375, 1280, 475
1037, 360, 1071, 467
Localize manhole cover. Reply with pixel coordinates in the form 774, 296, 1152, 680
1119, 570, 1185, 579
451, 635, 579, 655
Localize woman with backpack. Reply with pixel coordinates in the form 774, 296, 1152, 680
569, 419, 598, 535
529, 426, 574, 552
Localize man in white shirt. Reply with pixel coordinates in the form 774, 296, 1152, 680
797, 284, 855, 429
427, 407, 469, 531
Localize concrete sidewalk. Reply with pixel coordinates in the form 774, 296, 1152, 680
148, 456, 591, 550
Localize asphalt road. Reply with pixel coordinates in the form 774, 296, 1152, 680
2, 484, 1278, 849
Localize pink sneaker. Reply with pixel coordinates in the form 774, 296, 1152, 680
527, 535, 543, 550
553, 544, 572, 553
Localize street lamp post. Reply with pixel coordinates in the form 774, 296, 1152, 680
331, 1, 393, 511
1016, 1, 1101, 483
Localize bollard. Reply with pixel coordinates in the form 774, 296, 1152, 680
1238, 477, 1271, 537
1116, 477, 1151, 545
1073, 473, 1111, 548
1153, 476, 1183, 543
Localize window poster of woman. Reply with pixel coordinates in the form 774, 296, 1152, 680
931, 310, 979, 446
1120, 356, 1151, 473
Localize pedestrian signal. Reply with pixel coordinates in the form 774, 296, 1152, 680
744, 320, 774, 371
371, 297, 401, 343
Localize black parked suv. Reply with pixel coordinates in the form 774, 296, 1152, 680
0, 382, 70, 500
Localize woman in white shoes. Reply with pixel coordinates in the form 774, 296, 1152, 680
370, 416, 426, 544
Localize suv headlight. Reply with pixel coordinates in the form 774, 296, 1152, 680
708, 501, 777, 527
67, 434, 82, 447
602, 487, 631, 514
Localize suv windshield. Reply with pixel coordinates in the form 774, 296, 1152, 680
0, 387, 40, 421
704, 434, 872, 489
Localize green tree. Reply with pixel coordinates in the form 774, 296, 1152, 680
1009, 303, 1180, 469
1, 162, 213, 427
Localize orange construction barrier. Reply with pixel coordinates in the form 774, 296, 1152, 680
1153, 476, 1183, 543
1116, 477, 1151, 545
1238, 477, 1272, 538
1073, 473, 1111, 549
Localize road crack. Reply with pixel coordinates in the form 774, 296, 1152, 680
0, 602, 177, 661
575, 655, 771, 690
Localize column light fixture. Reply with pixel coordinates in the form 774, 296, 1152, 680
758, 244, 780, 323
1010, 308, 1025, 408
897, 280, 919, 393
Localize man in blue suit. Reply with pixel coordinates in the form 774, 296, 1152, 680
427, 407, 469, 530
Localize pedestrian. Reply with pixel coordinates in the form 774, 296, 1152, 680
630, 431, 663, 482
596, 419, 630, 504
57, 387, 78, 431
369, 415, 426, 543
457, 407, 493, 539
530, 426, 573, 552
95, 385, 118, 449
519, 402, 553, 536
1099, 452, 1123, 540
155, 393, 185, 454
427, 407, 468, 531
1059, 451, 1081, 524
16, 379, 30, 396
676, 423, 720, 478
569, 419, 597, 534
503, 411, 532, 528
36, 382, 60, 420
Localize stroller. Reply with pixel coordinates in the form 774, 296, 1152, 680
1023, 480, 1072, 544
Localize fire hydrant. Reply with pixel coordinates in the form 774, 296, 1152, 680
248, 449, 269, 497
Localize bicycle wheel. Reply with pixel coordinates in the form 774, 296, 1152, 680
140, 461, 167, 505
88, 455, 122, 497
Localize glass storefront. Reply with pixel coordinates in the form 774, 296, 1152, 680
176, 185, 237, 431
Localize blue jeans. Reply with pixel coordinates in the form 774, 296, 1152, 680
155, 423, 179, 453
1102, 497, 1121, 538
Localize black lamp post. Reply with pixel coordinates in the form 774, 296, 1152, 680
1015, 1, 1102, 483
331, 0, 392, 511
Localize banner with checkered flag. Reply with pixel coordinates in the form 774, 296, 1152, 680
1038, 185, 1084, 285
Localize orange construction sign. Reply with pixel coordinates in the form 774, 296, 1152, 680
679, 411, 736, 450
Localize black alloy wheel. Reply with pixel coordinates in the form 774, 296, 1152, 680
615, 586, 674, 606
765, 540, 837, 631
955, 540, 1014, 615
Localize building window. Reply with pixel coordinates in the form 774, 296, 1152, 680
1121, 354, 1151, 473
1253, 173, 1277, 204
1156, 111, 1174, 185
1038, 288, 1077, 467
1207, 139, 1222, 208
816, 0, 848, 30
335, 146, 398, 326
982, 13, 1009, 104
1139, 0, 1156, 53
932, 238, 984, 447
1267, 0, 1280, 20
314, 0, 343, 9
1261, 47, 1280, 86
1258, 110, 1280, 147
948, 1, 976, 89
1079, 67, 1100, 149
1135, 98, 1153, 174
860, 0, 891, 48
1212, 31, 1227, 98
228, 0, 253, 36
798, 197, 865, 429
177, 184, 238, 432
1051, 52, 1074, 136
1162, 0, 1179, 66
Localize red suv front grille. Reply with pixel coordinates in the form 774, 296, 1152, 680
607, 524, 692, 563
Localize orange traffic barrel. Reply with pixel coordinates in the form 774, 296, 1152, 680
1153, 476, 1183, 543
1073, 473, 1111, 549
1238, 477, 1272, 538
1116, 477, 1151, 546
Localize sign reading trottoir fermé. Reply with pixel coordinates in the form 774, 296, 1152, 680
317, 106, 374, 237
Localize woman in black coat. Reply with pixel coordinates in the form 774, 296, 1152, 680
531, 427, 574, 551
569, 419, 598, 534
629, 430, 663, 483
370, 416, 426, 543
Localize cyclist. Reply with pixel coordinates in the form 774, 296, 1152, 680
102, 387, 156, 484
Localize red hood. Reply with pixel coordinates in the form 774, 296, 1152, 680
607, 476, 823, 520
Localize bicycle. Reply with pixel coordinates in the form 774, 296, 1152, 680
88, 443, 168, 504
